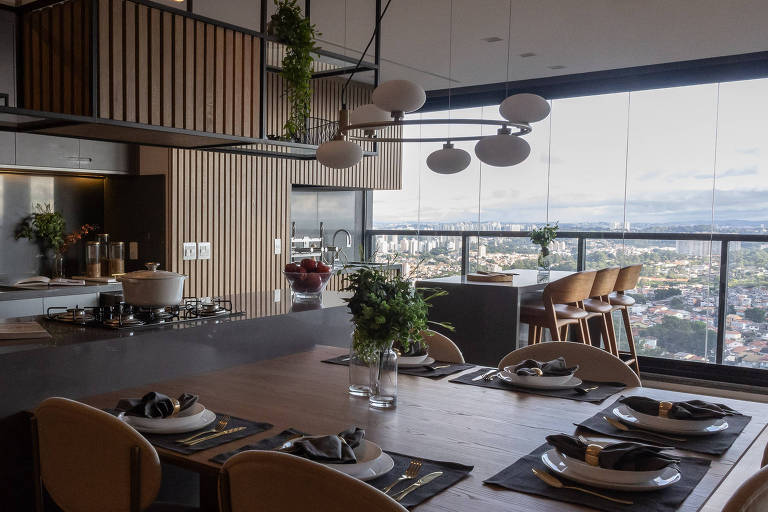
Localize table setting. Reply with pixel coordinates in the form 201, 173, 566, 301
450, 357, 627, 403
322, 353, 474, 379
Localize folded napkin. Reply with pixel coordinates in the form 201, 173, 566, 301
546, 434, 679, 471
620, 396, 740, 420
116, 392, 198, 418
281, 427, 364, 464
509, 357, 578, 377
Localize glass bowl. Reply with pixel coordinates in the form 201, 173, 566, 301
283, 271, 333, 301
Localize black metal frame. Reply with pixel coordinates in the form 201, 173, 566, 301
366, 228, 768, 386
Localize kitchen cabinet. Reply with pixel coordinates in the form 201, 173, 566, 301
0, 10, 16, 107
42, 293, 99, 310
0, 299, 44, 319
0, 132, 14, 165
79, 140, 134, 172
15, 133, 80, 169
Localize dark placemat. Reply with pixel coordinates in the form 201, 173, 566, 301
142, 414, 273, 455
484, 443, 710, 512
576, 397, 752, 455
322, 354, 474, 379
450, 368, 626, 403
211, 428, 306, 464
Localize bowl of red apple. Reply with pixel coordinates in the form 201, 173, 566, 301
283, 259, 334, 301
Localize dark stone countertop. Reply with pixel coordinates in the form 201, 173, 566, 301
0, 282, 123, 301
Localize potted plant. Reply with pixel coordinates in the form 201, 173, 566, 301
343, 260, 450, 408
270, 0, 320, 142
530, 222, 559, 279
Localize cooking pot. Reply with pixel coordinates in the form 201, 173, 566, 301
117, 262, 186, 306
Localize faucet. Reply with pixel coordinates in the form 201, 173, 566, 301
324, 229, 352, 267
332, 229, 352, 249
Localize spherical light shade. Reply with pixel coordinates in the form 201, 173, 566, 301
371, 80, 426, 114
349, 103, 391, 130
499, 93, 550, 123
316, 139, 363, 169
474, 132, 531, 167
426, 143, 471, 174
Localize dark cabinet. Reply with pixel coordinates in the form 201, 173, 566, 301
78, 140, 134, 172
15, 134, 80, 169
0, 10, 16, 107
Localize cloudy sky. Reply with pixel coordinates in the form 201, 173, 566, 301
373, 78, 768, 230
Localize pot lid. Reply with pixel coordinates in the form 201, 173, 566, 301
118, 262, 186, 280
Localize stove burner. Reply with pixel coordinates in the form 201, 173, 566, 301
53, 307, 96, 324
103, 314, 145, 328
184, 297, 234, 318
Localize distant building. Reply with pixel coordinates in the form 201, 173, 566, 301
478, 245, 487, 258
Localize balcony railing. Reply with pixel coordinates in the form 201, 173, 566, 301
365, 229, 768, 387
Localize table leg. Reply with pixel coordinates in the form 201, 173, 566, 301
199, 473, 219, 512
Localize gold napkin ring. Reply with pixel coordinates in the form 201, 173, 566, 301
658, 401, 673, 418
531, 368, 544, 376
170, 398, 181, 417
585, 444, 602, 466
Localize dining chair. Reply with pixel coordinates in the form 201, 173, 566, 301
582, 267, 621, 355
218, 451, 408, 512
520, 270, 597, 344
33, 397, 196, 512
722, 463, 768, 512
421, 329, 465, 363
606, 264, 643, 375
497, 341, 642, 387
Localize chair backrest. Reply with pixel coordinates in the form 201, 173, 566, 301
544, 270, 597, 305
614, 264, 643, 293
497, 342, 642, 387
35, 397, 161, 512
422, 329, 465, 363
219, 451, 408, 512
722, 463, 768, 512
589, 267, 621, 298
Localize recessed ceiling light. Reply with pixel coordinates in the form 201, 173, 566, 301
482, 36, 503, 43
519, 52, 536, 58
548, 65, 566, 70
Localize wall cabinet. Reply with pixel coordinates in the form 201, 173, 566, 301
79, 140, 134, 172
11, 133, 133, 172
15, 134, 80, 169
0, 132, 14, 165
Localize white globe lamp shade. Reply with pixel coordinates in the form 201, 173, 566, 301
499, 93, 550, 123
474, 129, 530, 167
426, 143, 471, 174
371, 80, 426, 114
349, 103, 391, 130
316, 139, 363, 169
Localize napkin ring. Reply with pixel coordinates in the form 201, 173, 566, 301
658, 401, 673, 418
170, 398, 181, 417
531, 368, 544, 376
585, 444, 602, 466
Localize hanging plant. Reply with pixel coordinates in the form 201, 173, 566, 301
270, 0, 321, 141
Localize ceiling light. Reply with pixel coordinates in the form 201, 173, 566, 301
316, 137, 363, 169
371, 80, 426, 117
548, 65, 566, 70
499, 93, 550, 123
349, 104, 391, 132
427, 143, 471, 174
519, 52, 536, 58
474, 128, 530, 167
482, 36, 503, 43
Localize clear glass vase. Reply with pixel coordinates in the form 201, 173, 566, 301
537, 248, 551, 283
369, 346, 397, 408
50, 253, 65, 279
348, 347, 371, 397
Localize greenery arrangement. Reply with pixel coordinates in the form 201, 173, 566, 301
270, 0, 320, 141
529, 222, 559, 257
343, 258, 452, 361
15, 203, 67, 252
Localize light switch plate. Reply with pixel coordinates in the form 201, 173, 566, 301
182, 242, 197, 260
197, 242, 211, 260
274, 238, 282, 255
273, 289, 281, 302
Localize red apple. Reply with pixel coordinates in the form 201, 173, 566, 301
285, 263, 301, 273
316, 262, 331, 273
301, 258, 318, 272
304, 273, 322, 291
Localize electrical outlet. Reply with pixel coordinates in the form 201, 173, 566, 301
274, 238, 282, 255
129, 241, 138, 260
182, 242, 197, 261
273, 289, 281, 302
197, 242, 211, 260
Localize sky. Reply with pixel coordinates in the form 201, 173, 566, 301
372, 78, 768, 230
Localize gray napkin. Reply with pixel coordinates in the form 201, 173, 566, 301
510, 357, 578, 377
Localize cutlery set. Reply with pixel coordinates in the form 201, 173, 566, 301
174, 416, 248, 447
380, 458, 443, 502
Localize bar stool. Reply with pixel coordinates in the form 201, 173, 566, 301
521, 270, 597, 344
582, 267, 621, 356
606, 264, 643, 375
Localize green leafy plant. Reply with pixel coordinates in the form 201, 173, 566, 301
270, 0, 320, 141
15, 203, 66, 252
530, 222, 559, 257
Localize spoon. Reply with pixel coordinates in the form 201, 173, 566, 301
531, 468, 633, 505
603, 416, 687, 442
575, 385, 599, 395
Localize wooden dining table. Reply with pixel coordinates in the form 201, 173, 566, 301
81, 345, 768, 511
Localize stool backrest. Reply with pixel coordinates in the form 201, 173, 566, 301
421, 329, 464, 363
590, 267, 621, 298
722, 463, 768, 512
544, 271, 596, 305
614, 264, 643, 293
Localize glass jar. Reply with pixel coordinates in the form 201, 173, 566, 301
348, 347, 371, 397
109, 242, 125, 275
369, 345, 397, 408
97, 234, 110, 277
86, 241, 101, 278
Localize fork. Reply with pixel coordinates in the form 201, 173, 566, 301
176, 415, 230, 443
483, 370, 500, 382
381, 459, 423, 494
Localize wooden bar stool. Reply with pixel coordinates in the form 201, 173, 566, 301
582, 267, 621, 356
606, 264, 643, 375
521, 270, 597, 344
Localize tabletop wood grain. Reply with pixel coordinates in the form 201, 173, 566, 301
81, 345, 768, 512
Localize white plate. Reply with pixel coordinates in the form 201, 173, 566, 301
398, 353, 429, 365
624, 405, 728, 432
498, 372, 582, 390
542, 449, 681, 491
614, 405, 728, 436
399, 356, 435, 368
321, 439, 394, 481
500, 367, 575, 387
558, 442, 668, 485
124, 402, 207, 430
122, 408, 217, 434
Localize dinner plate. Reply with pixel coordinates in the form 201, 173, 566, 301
558, 442, 668, 485
614, 405, 728, 436
498, 372, 582, 390
500, 367, 575, 387
398, 356, 435, 368
398, 354, 429, 365
122, 408, 217, 434
323, 440, 394, 481
542, 449, 681, 491
124, 402, 207, 430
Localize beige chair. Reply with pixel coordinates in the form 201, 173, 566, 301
33, 397, 192, 512
583, 267, 621, 355
219, 450, 407, 512
606, 264, 643, 375
497, 341, 642, 387
722, 464, 768, 512
521, 271, 597, 344
421, 329, 465, 363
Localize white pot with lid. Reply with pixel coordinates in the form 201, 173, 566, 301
117, 262, 187, 306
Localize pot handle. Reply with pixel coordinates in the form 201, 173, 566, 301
145, 262, 160, 271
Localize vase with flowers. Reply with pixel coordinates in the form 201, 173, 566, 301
530, 222, 559, 282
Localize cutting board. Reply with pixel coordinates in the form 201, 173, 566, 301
466, 273, 516, 282
0, 322, 52, 340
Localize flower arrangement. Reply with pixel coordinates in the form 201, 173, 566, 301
530, 222, 559, 257
15, 203, 67, 252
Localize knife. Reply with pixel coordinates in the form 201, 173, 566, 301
393, 471, 443, 502
471, 369, 497, 381
185, 426, 246, 446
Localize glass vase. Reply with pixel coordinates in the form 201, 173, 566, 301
51, 253, 65, 279
348, 347, 371, 397
537, 248, 551, 283
369, 346, 397, 408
